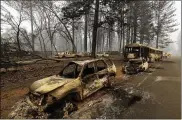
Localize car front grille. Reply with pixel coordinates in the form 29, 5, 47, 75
29, 93, 43, 106
126, 66, 134, 70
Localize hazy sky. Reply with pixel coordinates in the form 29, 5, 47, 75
168, 1, 181, 54
172, 1, 181, 38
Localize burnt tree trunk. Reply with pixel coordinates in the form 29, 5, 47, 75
16, 26, 21, 53
133, 3, 137, 43
122, 25, 125, 52
102, 33, 104, 52
84, 14, 88, 52
119, 25, 123, 52
140, 34, 144, 44
108, 26, 111, 51
131, 26, 134, 43
30, 1, 34, 52
72, 18, 75, 52
156, 33, 159, 48
91, 0, 99, 58
38, 37, 43, 56
133, 18, 137, 43
156, 14, 160, 49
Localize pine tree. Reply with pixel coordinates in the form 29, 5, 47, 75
152, 1, 178, 48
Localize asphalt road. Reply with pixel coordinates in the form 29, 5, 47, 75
122, 56, 181, 119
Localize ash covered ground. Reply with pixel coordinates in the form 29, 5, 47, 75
1, 56, 180, 119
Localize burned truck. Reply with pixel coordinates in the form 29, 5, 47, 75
122, 59, 148, 74
27, 58, 116, 113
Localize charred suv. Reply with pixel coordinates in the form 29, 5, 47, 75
122, 59, 148, 74
27, 58, 116, 110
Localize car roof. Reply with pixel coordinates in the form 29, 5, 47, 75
72, 59, 102, 66
125, 43, 163, 52
129, 59, 142, 62
125, 43, 147, 47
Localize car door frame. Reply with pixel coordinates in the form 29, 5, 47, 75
80, 61, 100, 98
95, 60, 110, 86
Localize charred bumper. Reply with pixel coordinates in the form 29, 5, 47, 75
124, 66, 141, 74
27, 92, 56, 109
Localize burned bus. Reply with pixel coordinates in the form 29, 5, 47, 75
148, 47, 163, 62
155, 48, 163, 61
123, 43, 163, 62
124, 43, 149, 61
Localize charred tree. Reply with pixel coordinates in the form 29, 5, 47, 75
91, 0, 99, 58
84, 14, 88, 52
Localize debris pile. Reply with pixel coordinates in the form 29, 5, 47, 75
8, 98, 48, 119
69, 86, 147, 119
8, 86, 155, 119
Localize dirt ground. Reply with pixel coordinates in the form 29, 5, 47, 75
0, 56, 124, 118
2, 56, 178, 119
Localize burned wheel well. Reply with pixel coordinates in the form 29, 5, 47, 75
44, 92, 80, 113
67, 92, 81, 101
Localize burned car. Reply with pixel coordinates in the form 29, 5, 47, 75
63, 51, 78, 58
27, 58, 116, 111
54, 52, 65, 58
122, 59, 148, 74
97, 52, 109, 57
77, 52, 90, 57
54, 51, 77, 58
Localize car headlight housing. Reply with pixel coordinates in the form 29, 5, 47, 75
29, 92, 44, 106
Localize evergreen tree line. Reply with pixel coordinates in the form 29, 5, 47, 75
1, 0, 178, 58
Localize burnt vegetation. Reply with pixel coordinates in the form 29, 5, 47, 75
1, 0, 178, 62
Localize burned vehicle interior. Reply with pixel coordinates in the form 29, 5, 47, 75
59, 62, 82, 78
83, 60, 107, 77
82, 60, 108, 84
129, 60, 143, 65
125, 47, 140, 56
122, 59, 146, 75
59, 60, 109, 79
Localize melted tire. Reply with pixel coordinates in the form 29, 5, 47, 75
47, 100, 78, 119
106, 76, 115, 88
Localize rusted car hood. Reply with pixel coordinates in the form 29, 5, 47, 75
29, 75, 74, 94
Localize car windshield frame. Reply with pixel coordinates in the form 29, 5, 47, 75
129, 60, 142, 64
59, 62, 83, 79
125, 47, 140, 53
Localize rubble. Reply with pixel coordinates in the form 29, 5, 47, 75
68, 86, 150, 119
8, 82, 158, 119
8, 98, 48, 119
3, 57, 161, 119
